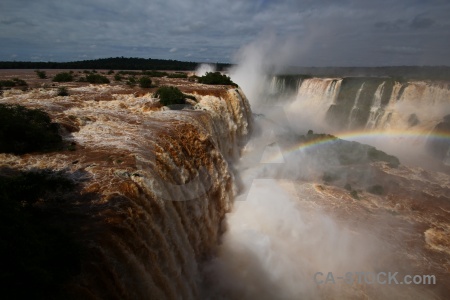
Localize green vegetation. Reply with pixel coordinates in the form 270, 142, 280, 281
118, 70, 142, 76
57, 86, 69, 96
198, 72, 237, 86
167, 72, 188, 78
3, 60, 450, 80
0, 169, 81, 299
0, 78, 28, 88
344, 183, 352, 191
35, 70, 47, 79
67, 142, 76, 151
85, 73, 110, 84
126, 76, 137, 87
107, 69, 115, 75
322, 171, 340, 183
114, 73, 123, 81
367, 147, 400, 168
296, 132, 400, 167
188, 75, 198, 82
118, 70, 169, 77
350, 190, 360, 200
142, 70, 169, 77
0, 57, 232, 72
367, 184, 384, 195
155, 86, 185, 106
139, 76, 152, 88
0, 104, 62, 154
52, 72, 73, 82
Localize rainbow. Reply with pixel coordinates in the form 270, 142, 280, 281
263, 129, 450, 164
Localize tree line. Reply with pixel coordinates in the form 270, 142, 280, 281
0, 57, 232, 71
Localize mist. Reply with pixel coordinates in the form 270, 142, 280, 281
230, 33, 450, 170
195, 63, 217, 76
199, 35, 447, 299
202, 179, 382, 299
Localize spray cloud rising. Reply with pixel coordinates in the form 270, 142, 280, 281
200, 35, 447, 299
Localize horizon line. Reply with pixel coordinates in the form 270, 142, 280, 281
1, 57, 450, 69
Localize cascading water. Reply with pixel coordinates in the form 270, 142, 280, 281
365, 81, 385, 129
286, 78, 342, 131
348, 82, 365, 129
0, 85, 252, 299
269, 75, 303, 97
201, 70, 450, 299
271, 75, 450, 165
2, 69, 450, 299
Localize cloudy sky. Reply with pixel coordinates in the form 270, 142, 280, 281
1, 0, 449, 66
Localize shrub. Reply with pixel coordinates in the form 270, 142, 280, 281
367, 184, 384, 195
114, 74, 123, 81
139, 76, 152, 88
142, 70, 168, 77
126, 76, 137, 87
167, 72, 188, 78
107, 70, 115, 75
367, 147, 400, 168
57, 86, 69, 96
85, 74, 110, 84
322, 171, 340, 183
0, 78, 28, 88
0, 80, 14, 88
188, 75, 199, 82
53, 72, 73, 82
155, 86, 185, 106
119, 71, 141, 76
198, 72, 237, 86
344, 183, 352, 191
0, 104, 62, 154
35, 70, 47, 79
350, 190, 359, 200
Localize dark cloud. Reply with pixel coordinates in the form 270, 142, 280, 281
374, 19, 407, 30
0, 0, 449, 65
410, 15, 435, 29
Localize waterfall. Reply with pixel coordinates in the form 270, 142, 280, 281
71, 89, 252, 299
365, 81, 386, 129
0, 86, 252, 299
269, 75, 450, 163
269, 75, 304, 97
271, 76, 450, 133
296, 78, 342, 104
347, 82, 365, 129
286, 78, 342, 130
